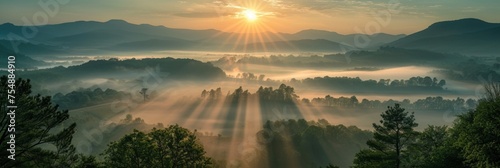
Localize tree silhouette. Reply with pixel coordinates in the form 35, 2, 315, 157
353, 104, 418, 168
102, 125, 212, 168
139, 88, 148, 102
0, 76, 77, 167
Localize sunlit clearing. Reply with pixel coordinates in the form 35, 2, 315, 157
243, 9, 258, 22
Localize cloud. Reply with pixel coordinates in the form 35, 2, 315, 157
232, 0, 401, 19
208, 0, 279, 19
462, 7, 481, 13
173, 11, 227, 18
428, 4, 442, 8
267, 0, 387, 11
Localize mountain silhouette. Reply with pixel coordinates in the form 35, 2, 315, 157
0, 43, 47, 68
389, 18, 500, 55
0, 19, 405, 56
283, 29, 405, 48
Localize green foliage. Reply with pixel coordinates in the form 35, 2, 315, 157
352, 83, 500, 168
321, 163, 340, 168
260, 119, 372, 168
0, 76, 77, 167
403, 125, 467, 168
353, 149, 396, 168
102, 125, 213, 168
73, 154, 105, 168
452, 83, 500, 167
353, 104, 418, 168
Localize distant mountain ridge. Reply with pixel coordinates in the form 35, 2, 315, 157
388, 18, 500, 55
3, 18, 498, 57
282, 29, 405, 48
0, 19, 405, 57
0, 43, 47, 68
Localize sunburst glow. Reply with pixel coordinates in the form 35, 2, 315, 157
243, 9, 258, 21
204, 1, 296, 53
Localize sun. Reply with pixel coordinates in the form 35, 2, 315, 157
243, 9, 258, 21
210, 3, 294, 53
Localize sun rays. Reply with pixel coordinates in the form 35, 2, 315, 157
201, 0, 298, 53
242, 9, 258, 22
119, 82, 338, 167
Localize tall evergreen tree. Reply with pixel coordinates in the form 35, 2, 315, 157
0, 76, 77, 167
353, 104, 418, 168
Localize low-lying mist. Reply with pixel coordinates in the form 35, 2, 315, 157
65, 83, 469, 167
16, 55, 482, 167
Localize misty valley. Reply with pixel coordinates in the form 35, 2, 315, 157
1, 17, 500, 168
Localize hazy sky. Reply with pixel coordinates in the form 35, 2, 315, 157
1, 0, 499, 34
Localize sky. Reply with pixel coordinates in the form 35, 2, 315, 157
1, 0, 499, 35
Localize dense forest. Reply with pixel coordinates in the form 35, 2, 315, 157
212, 47, 467, 68
228, 73, 451, 94
201, 84, 473, 111
212, 47, 500, 86
297, 76, 448, 93
1, 76, 498, 168
307, 95, 476, 110
10, 57, 226, 85
434, 59, 500, 82
2, 7, 500, 168
52, 88, 132, 110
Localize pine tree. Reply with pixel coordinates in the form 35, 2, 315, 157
0, 76, 77, 167
353, 104, 418, 168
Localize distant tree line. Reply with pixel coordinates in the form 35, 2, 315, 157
306, 95, 477, 111
15, 57, 226, 85
325, 47, 469, 67
52, 88, 131, 110
435, 59, 500, 82
201, 84, 475, 112
297, 76, 447, 92
229, 74, 449, 93
212, 47, 466, 68
233, 72, 267, 81
201, 88, 223, 100
201, 84, 299, 105
212, 54, 336, 68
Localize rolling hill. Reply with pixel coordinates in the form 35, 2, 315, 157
388, 18, 500, 55
0, 19, 405, 57
0, 42, 47, 68
2, 18, 498, 57
283, 29, 405, 48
